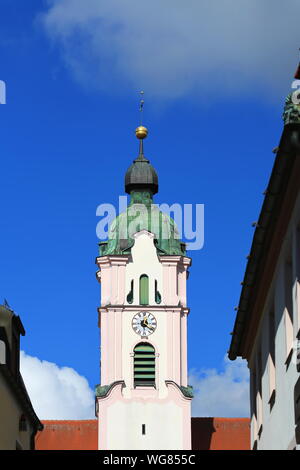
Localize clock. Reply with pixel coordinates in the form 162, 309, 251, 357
132, 312, 157, 336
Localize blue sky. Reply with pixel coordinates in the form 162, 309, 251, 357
1, 0, 299, 418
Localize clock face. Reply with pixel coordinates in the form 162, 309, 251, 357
132, 312, 157, 336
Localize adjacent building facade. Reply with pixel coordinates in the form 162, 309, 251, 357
229, 82, 300, 449
0, 302, 43, 449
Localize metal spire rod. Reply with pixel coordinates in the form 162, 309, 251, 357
139, 90, 145, 125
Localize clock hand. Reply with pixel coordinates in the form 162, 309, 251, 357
144, 318, 154, 331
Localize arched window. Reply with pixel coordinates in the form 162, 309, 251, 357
139, 274, 149, 305
134, 343, 155, 387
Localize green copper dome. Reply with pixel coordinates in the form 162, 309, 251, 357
99, 131, 186, 257
100, 194, 186, 256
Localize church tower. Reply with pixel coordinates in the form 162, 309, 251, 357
95, 124, 193, 450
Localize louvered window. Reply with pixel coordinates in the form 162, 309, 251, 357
134, 343, 155, 387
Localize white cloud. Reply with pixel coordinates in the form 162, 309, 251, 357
40, 0, 300, 101
20, 350, 249, 420
20, 351, 95, 420
189, 356, 250, 417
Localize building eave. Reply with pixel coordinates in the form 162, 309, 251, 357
0, 365, 43, 432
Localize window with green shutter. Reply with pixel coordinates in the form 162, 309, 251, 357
139, 274, 149, 305
134, 343, 155, 387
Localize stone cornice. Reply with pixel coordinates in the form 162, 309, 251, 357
98, 305, 190, 315
95, 255, 130, 268
159, 255, 192, 268
159, 255, 182, 265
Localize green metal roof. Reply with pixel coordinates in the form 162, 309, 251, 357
100, 193, 186, 257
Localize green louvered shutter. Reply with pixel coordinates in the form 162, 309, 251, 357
139, 274, 149, 305
134, 343, 155, 386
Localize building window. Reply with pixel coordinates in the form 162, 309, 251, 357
256, 348, 263, 437
284, 260, 294, 363
0, 339, 6, 364
19, 414, 27, 432
155, 280, 161, 304
139, 275, 149, 305
250, 366, 258, 444
133, 343, 155, 387
268, 309, 276, 409
127, 280, 134, 304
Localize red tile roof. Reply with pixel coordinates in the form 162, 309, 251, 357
191, 417, 250, 450
36, 417, 250, 450
35, 420, 98, 450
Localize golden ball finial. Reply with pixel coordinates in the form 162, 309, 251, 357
135, 126, 148, 140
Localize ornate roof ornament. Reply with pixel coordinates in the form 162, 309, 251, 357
283, 53, 300, 125
282, 92, 300, 126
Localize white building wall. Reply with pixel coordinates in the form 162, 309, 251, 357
106, 400, 183, 450
249, 192, 300, 450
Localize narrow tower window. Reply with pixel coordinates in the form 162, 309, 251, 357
142, 424, 146, 435
134, 343, 155, 387
127, 280, 134, 304
139, 275, 149, 305
155, 280, 161, 304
